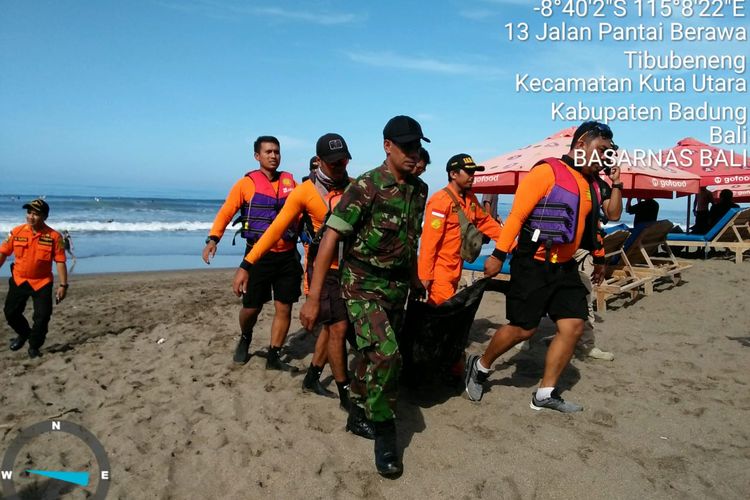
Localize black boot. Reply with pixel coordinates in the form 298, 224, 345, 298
266, 346, 299, 372
9, 337, 27, 351
233, 333, 252, 364
345, 405, 375, 440
373, 420, 402, 477
302, 364, 336, 398
336, 380, 351, 412
28, 347, 42, 359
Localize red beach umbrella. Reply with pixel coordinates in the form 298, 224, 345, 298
660, 138, 750, 188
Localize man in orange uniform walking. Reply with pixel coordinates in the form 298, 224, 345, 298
418, 154, 503, 305
202, 136, 301, 371
232, 134, 363, 423
1, 199, 68, 358
464, 121, 620, 412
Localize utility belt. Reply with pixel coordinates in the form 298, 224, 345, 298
345, 257, 410, 282
512, 250, 578, 273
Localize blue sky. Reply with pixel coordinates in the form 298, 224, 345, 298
1, 0, 747, 207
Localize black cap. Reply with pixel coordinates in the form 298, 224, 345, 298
383, 115, 430, 144
446, 153, 485, 172
22, 198, 50, 217
316, 133, 352, 163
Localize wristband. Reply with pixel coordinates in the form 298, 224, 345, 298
611, 183, 623, 190
205, 235, 219, 244
239, 260, 253, 272
491, 248, 507, 261
59, 284, 69, 288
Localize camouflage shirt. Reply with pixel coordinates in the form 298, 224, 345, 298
326, 162, 428, 304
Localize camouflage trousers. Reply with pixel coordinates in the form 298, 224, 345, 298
346, 299, 405, 422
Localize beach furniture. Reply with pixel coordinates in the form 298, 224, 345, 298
619, 220, 693, 284
666, 207, 750, 264
594, 229, 653, 312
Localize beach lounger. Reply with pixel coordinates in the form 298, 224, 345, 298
622, 220, 693, 284
594, 229, 653, 312
666, 207, 750, 264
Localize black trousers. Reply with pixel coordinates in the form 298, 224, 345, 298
4, 277, 54, 349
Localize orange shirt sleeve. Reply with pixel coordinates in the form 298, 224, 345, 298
245, 182, 311, 264
418, 192, 451, 281
498, 165, 555, 253
52, 230, 66, 263
209, 177, 255, 240
0, 227, 14, 256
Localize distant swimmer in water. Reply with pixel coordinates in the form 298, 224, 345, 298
94, 197, 101, 202
62, 230, 76, 273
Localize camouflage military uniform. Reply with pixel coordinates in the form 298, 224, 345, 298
326, 162, 427, 422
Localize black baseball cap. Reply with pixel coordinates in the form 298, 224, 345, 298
383, 115, 430, 144
22, 198, 50, 217
446, 154, 485, 172
316, 133, 352, 163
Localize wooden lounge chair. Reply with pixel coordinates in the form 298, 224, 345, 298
666, 207, 750, 264
623, 220, 693, 284
594, 229, 653, 312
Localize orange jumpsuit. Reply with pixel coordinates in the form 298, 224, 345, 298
418, 186, 503, 305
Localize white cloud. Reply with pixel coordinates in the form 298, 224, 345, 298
345, 51, 505, 78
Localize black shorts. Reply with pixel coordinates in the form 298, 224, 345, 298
505, 255, 588, 330
242, 249, 302, 308
318, 270, 349, 325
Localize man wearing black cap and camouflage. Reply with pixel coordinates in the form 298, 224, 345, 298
1, 199, 68, 358
300, 115, 429, 477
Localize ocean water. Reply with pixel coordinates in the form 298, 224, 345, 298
0, 194, 247, 275
0, 193, 692, 275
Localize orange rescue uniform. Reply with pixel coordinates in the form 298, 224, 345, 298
418, 186, 503, 305
209, 176, 296, 254
1, 224, 66, 290
498, 162, 604, 264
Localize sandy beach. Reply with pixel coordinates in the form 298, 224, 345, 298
1, 258, 749, 499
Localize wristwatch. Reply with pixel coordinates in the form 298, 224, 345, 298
611, 183, 623, 190
205, 236, 219, 244
59, 284, 69, 288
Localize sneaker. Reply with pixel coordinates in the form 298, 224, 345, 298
530, 390, 583, 413
585, 347, 614, 361
233, 334, 251, 364
464, 354, 488, 402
